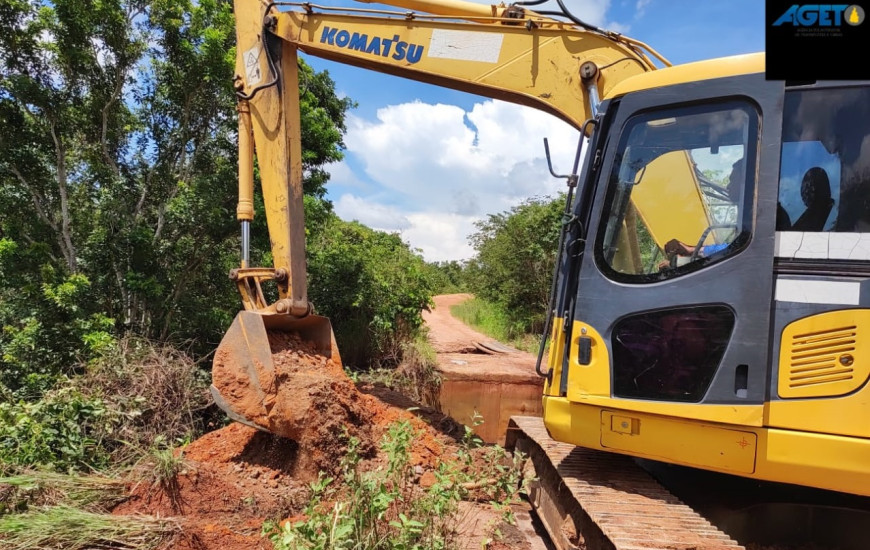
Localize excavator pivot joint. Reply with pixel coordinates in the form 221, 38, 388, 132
274, 298, 311, 317
579, 61, 598, 83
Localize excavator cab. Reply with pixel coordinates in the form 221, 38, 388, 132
542, 61, 870, 496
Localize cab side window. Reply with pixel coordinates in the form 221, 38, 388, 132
777, 87, 870, 259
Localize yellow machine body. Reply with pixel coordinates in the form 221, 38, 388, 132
218, 0, 870, 497
543, 316, 870, 496
538, 52, 870, 495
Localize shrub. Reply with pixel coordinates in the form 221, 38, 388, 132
424, 261, 469, 294
0, 386, 112, 472
0, 253, 117, 399
73, 336, 212, 465
467, 195, 564, 336
266, 420, 463, 550
0, 337, 211, 472
307, 219, 436, 369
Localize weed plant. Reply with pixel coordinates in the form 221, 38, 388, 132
74, 336, 212, 465
265, 418, 528, 550
453, 413, 528, 524
123, 438, 191, 513
360, 333, 442, 410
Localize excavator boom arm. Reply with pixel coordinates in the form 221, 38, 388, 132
273, 8, 646, 128
231, 0, 662, 312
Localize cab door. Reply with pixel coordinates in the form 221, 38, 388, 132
562, 72, 784, 428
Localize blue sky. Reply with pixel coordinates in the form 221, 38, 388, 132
293, 0, 766, 261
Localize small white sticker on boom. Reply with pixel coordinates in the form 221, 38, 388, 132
428, 29, 503, 63
244, 44, 262, 87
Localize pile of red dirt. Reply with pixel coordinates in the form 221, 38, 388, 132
114, 332, 468, 550
114, 423, 309, 550
211, 331, 448, 475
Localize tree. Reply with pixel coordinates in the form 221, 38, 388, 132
0, 0, 147, 274
307, 219, 435, 369
0, 0, 356, 393
426, 260, 469, 294
1, 0, 151, 394
467, 195, 564, 335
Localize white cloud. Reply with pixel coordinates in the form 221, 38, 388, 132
323, 160, 368, 190
332, 195, 478, 262
403, 212, 480, 262
333, 194, 411, 230
635, 0, 652, 18
333, 99, 580, 261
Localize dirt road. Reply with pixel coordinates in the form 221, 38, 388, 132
423, 294, 552, 550
423, 294, 544, 444
423, 293, 492, 353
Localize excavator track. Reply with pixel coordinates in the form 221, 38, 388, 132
506, 416, 744, 550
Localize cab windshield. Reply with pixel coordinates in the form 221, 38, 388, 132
597, 101, 758, 282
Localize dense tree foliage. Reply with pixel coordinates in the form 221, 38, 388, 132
0, 0, 243, 387
0, 0, 427, 412
466, 195, 565, 337
308, 219, 435, 369
0, 0, 444, 474
425, 260, 468, 294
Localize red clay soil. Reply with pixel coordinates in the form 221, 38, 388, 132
114, 423, 308, 550
114, 331, 464, 550
210, 330, 353, 444
210, 331, 447, 475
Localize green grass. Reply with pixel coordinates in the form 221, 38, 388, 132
449, 298, 542, 354
128, 442, 189, 513
0, 471, 127, 512
0, 506, 180, 550
147, 447, 186, 487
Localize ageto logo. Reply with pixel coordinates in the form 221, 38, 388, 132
320, 27, 425, 63
772, 4, 865, 26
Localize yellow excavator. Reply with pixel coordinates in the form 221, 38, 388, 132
212, 0, 870, 546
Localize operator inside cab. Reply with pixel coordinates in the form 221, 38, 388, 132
662, 157, 745, 266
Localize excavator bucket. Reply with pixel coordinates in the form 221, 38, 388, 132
210, 310, 342, 439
